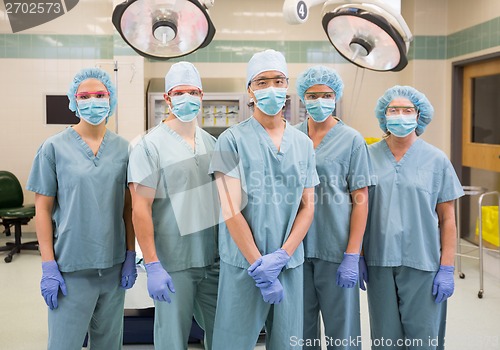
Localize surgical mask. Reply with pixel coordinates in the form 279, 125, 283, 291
305, 98, 336, 123
251, 87, 287, 116
77, 98, 110, 125
386, 113, 418, 137
170, 94, 201, 122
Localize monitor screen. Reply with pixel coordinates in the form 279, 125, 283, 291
45, 95, 79, 125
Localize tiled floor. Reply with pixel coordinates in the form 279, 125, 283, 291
1, 232, 499, 350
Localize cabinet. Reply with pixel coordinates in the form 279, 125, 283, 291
147, 78, 249, 137
146, 78, 342, 134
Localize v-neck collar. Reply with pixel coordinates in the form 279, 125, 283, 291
305, 117, 342, 152
68, 127, 109, 161
160, 122, 202, 156
382, 137, 421, 167
250, 117, 289, 161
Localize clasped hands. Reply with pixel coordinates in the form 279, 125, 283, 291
247, 248, 290, 304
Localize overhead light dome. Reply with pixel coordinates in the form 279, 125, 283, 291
282, 0, 412, 72
322, 4, 409, 71
112, 0, 216, 60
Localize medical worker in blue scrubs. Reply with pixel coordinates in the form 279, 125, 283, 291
362, 86, 464, 350
128, 61, 219, 350
295, 66, 373, 350
209, 49, 319, 350
27, 68, 137, 350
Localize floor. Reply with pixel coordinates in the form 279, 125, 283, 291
1, 232, 499, 350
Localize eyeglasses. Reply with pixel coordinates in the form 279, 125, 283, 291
385, 106, 417, 116
168, 89, 202, 97
250, 76, 288, 90
304, 92, 335, 100
75, 91, 110, 99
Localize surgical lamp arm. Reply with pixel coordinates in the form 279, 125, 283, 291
283, 0, 327, 24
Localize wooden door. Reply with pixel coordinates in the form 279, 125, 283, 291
462, 57, 500, 172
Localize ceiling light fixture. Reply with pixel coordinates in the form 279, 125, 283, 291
112, 0, 216, 60
283, 0, 412, 71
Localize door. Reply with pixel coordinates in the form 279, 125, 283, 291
462, 57, 500, 172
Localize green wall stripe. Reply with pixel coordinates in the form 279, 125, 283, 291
0, 34, 113, 59
0, 17, 498, 61
152, 40, 349, 63
446, 17, 500, 59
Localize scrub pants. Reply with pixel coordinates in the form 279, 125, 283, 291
303, 259, 362, 350
366, 266, 447, 350
153, 264, 219, 350
212, 261, 303, 350
47, 264, 125, 350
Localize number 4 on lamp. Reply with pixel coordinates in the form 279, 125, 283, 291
282, 0, 327, 24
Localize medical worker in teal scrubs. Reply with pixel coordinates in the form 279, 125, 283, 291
362, 86, 464, 350
128, 62, 219, 350
27, 68, 137, 350
209, 49, 319, 350
295, 66, 373, 350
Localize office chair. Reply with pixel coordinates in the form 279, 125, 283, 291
0, 170, 38, 263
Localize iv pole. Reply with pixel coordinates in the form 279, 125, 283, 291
114, 61, 119, 133
95, 60, 136, 134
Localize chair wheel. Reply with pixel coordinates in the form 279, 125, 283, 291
478, 290, 483, 299
459, 272, 465, 279
4, 255, 12, 263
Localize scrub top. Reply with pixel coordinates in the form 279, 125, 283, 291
26, 127, 129, 272
296, 118, 374, 263
128, 123, 219, 273
363, 138, 464, 272
209, 117, 319, 270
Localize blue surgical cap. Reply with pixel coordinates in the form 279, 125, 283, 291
67, 67, 117, 117
375, 85, 434, 136
296, 65, 344, 103
246, 49, 288, 87
165, 61, 202, 93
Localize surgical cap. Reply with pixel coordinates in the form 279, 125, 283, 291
165, 61, 202, 93
67, 67, 117, 116
375, 85, 434, 136
296, 65, 344, 103
246, 49, 288, 87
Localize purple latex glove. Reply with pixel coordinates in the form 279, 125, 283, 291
41, 260, 67, 310
144, 261, 176, 303
358, 256, 369, 291
432, 265, 455, 303
260, 279, 284, 304
121, 250, 138, 289
336, 253, 360, 288
248, 248, 290, 288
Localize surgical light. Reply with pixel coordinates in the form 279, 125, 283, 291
283, 0, 413, 72
112, 0, 216, 60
